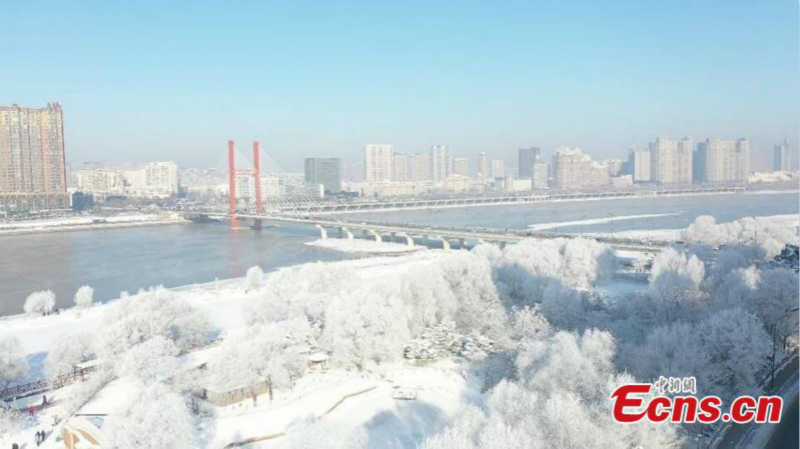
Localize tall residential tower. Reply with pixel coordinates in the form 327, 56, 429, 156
0, 103, 68, 211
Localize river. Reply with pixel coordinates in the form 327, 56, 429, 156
0, 191, 796, 316
0, 221, 354, 316
347, 191, 799, 233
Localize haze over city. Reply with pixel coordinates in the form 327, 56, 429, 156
2, 0, 798, 170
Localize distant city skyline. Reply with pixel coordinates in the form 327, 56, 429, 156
3, 1, 797, 170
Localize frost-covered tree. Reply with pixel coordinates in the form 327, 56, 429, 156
649, 247, 706, 322
23, 290, 56, 315
0, 406, 23, 446
0, 335, 27, 389
245, 263, 359, 327
752, 268, 799, 349
45, 331, 96, 377
114, 336, 179, 382
438, 252, 508, 341
246, 265, 264, 292
398, 264, 458, 337
682, 215, 797, 258
211, 318, 311, 400
422, 329, 682, 449
509, 306, 552, 343
321, 285, 410, 369
699, 308, 771, 400
105, 384, 196, 449
74, 285, 94, 309
98, 287, 209, 357
625, 322, 705, 386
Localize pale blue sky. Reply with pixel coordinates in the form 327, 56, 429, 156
3, 0, 797, 171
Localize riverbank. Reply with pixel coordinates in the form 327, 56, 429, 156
0, 214, 188, 236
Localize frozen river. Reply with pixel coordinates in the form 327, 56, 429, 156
347, 191, 799, 234
0, 191, 796, 316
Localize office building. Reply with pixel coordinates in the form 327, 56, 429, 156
695, 138, 749, 183
628, 148, 651, 182
304, 157, 342, 193
774, 138, 792, 171
0, 103, 68, 211
491, 160, 505, 178
476, 152, 489, 178
532, 160, 549, 189
452, 158, 469, 177
431, 144, 451, 182
649, 137, 693, 184
518, 147, 541, 177
408, 152, 431, 181
392, 153, 408, 182
551, 147, 609, 190
364, 144, 393, 182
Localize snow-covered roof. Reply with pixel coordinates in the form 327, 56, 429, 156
307, 352, 329, 362
77, 377, 144, 418
75, 358, 104, 370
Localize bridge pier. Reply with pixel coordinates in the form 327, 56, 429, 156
440, 237, 451, 251
398, 232, 414, 247
340, 227, 354, 240
315, 224, 328, 239
459, 237, 466, 249
390, 231, 396, 243
368, 229, 382, 243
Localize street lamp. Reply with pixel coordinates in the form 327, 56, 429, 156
580, 214, 587, 237
607, 212, 615, 237
550, 210, 558, 235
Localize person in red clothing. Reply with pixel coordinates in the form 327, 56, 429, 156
28, 404, 34, 417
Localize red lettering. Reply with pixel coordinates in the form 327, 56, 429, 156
697, 396, 722, 423
731, 396, 757, 423
611, 384, 651, 423
755, 396, 783, 423
647, 396, 671, 422
671, 396, 699, 423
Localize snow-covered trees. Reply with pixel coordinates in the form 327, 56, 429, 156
0, 406, 23, 445
74, 285, 94, 308
45, 331, 95, 377
98, 287, 210, 358
23, 290, 56, 315
648, 247, 706, 322
321, 285, 411, 369
246, 265, 263, 292
750, 268, 799, 348
105, 384, 196, 449
699, 308, 771, 400
114, 336, 179, 382
422, 329, 681, 449
211, 318, 311, 399
682, 215, 797, 257
0, 335, 27, 388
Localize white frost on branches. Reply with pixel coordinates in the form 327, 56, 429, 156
0, 335, 27, 388
74, 285, 94, 308
246, 265, 264, 292
24, 290, 56, 315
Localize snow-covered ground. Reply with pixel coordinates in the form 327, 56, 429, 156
305, 238, 426, 254
527, 212, 680, 232
0, 213, 185, 234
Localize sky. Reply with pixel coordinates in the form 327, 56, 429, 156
2, 0, 798, 172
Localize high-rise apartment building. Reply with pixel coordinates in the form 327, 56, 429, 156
392, 153, 408, 181
551, 147, 609, 190
364, 144, 393, 182
694, 138, 749, 183
452, 158, 469, 177
431, 144, 451, 182
628, 148, 651, 182
0, 103, 68, 211
76, 161, 179, 198
408, 152, 431, 181
476, 152, 489, 178
774, 138, 792, 171
491, 160, 505, 178
518, 147, 541, 177
649, 137, 693, 184
532, 160, 549, 189
305, 157, 342, 193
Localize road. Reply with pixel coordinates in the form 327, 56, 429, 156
765, 394, 798, 449
715, 357, 798, 449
